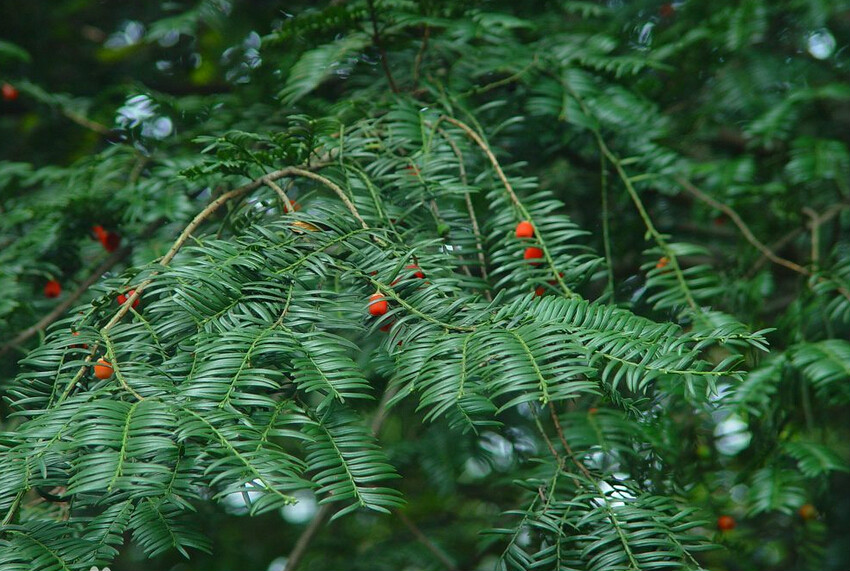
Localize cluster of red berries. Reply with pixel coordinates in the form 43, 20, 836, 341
2, 83, 19, 101
367, 264, 426, 332
117, 289, 140, 309
516, 221, 543, 265
40, 224, 124, 300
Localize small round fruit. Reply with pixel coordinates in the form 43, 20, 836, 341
368, 293, 388, 316
515, 221, 534, 239
534, 285, 545, 296
116, 290, 140, 309
94, 358, 114, 380
798, 503, 817, 521
70, 330, 89, 350
379, 320, 394, 332
406, 264, 425, 279
101, 232, 121, 252
524, 247, 544, 265
717, 515, 736, 531
44, 280, 62, 298
1, 83, 19, 101
588, 407, 599, 414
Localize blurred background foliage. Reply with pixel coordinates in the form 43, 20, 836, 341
1, 1, 849, 570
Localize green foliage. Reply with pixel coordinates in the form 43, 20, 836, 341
1, 1, 849, 570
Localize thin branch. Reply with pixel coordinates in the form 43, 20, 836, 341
287, 167, 369, 230
412, 25, 430, 89
63, 109, 112, 136
436, 125, 491, 294
600, 154, 615, 298
677, 178, 850, 301
459, 54, 538, 98
366, 0, 399, 93
560, 82, 700, 313
265, 178, 295, 213
548, 402, 592, 480
439, 116, 574, 297
285, 386, 399, 571
396, 509, 457, 571
675, 177, 810, 276
0, 218, 165, 358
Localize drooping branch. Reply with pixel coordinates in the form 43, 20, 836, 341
439, 116, 574, 297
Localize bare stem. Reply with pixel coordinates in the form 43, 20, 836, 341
366, 0, 399, 93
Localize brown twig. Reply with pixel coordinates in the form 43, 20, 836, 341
675, 177, 811, 276
265, 178, 295, 214
63, 109, 112, 136
396, 509, 457, 571
412, 25, 430, 90
284, 386, 398, 571
548, 402, 592, 480
436, 126, 491, 290
366, 0, 399, 93
439, 116, 574, 297
677, 177, 850, 301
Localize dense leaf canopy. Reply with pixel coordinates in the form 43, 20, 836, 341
1, 1, 849, 570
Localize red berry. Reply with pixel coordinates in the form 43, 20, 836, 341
405, 264, 425, 279
101, 232, 121, 252
368, 293, 388, 316
44, 280, 62, 298
655, 256, 669, 270
117, 289, 140, 309
1, 83, 19, 101
798, 504, 817, 521
659, 3, 675, 18
534, 285, 545, 296
515, 221, 534, 239
588, 407, 599, 414
284, 200, 301, 213
524, 247, 544, 265
92, 225, 107, 240
405, 165, 420, 176
71, 330, 89, 350
93, 358, 113, 380
379, 320, 394, 332
717, 515, 736, 531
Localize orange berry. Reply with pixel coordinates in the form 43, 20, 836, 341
92, 225, 107, 240
93, 358, 113, 380
515, 221, 534, 238
798, 504, 817, 521
379, 320, 394, 332
116, 289, 140, 309
588, 407, 598, 414
368, 293, 388, 316
524, 247, 544, 265
717, 515, 736, 531
1, 83, 18, 101
44, 280, 62, 298
655, 256, 669, 270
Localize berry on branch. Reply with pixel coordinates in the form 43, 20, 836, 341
515, 221, 534, 238
368, 292, 388, 316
